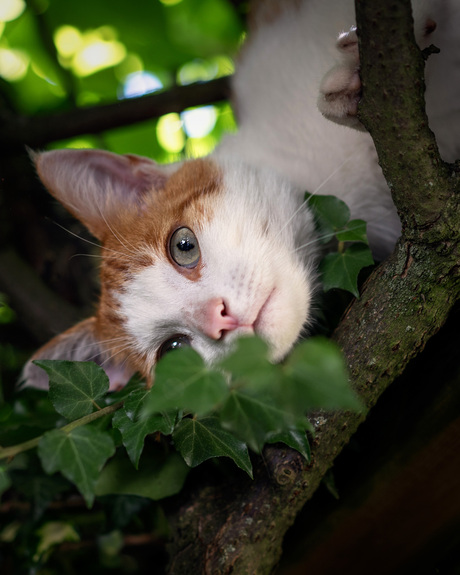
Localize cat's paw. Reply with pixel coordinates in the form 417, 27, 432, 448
317, 26, 365, 130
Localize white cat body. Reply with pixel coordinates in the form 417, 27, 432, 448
22, 0, 460, 389
219, 0, 460, 258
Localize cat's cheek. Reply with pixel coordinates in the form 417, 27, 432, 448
255, 273, 313, 362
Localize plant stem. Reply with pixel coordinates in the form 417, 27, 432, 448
0, 401, 124, 460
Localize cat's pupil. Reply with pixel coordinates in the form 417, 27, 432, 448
178, 238, 195, 252
158, 335, 191, 360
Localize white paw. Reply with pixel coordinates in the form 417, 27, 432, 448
318, 26, 364, 129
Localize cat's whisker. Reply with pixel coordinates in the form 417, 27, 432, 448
52, 220, 134, 262
307, 154, 356, 198
98, 343, 136, 369
69, 253, 103, 261
276, 153, 356, 241
95, 202, 140, 257
293, 232, 336, 252
73, 335, 130, 353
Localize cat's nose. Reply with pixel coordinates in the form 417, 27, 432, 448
202, 299, 242, 340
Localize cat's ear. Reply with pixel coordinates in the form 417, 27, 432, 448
31, 148, 179, 240
21, 317, 134, 391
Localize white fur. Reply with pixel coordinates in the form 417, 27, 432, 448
218, 0, 460, 260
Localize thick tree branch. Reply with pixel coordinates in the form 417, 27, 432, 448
355, 0, 457, 236
0, 77, 230, 154
334, 0, 460, 391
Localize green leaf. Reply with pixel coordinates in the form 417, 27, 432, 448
35, 521, 80, 560
143, 347, 229, 417
319, 243, 374, 297
266, 426, 311, 463
38, 427, 115, 507
335, 219, 369, 244
0, 465, 11, 497
113, 398, 177, 468
283, 338, 363, 412
34, 360, 109, 420
123, 388, 153, 421
95, 449, 190, 501
172, 416, 253, 477
220, 391, 297, 454
219, 336, 280, 389
305, 193, 350, 239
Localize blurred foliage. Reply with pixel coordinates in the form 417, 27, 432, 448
0, 0, 242, 160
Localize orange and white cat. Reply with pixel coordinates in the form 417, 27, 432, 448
23, 0, 460, 389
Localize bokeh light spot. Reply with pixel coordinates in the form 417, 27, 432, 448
181, 106, 217, 138
157, 113, 185, 153
122, 71, 163, 99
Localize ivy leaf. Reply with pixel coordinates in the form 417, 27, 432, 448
305, 193, 350, 240
113, 403, 177, 469
0, 464, 11, 496
335, 219, 369, 244
38, 426, 115, 507
266, 425, 311, 463
283, 338, 363, 412
124, 388, 153, 421
143, 347, 229, 417
319, 243, 374, 297
220, 390, 297, 454
219, 336, 280, 389
172, 416, 253, 477
95, 449, 189, 501
33, 360, 109, 420
35, 521, 80, 560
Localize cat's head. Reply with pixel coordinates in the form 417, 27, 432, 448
22, 149, 318, 390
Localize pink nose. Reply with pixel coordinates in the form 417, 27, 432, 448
202, 299, 240, 340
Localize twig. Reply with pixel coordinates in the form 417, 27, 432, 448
0, 77, 231, 153
0, 401, 123, 460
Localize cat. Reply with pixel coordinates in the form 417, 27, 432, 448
22, 0, 460, 390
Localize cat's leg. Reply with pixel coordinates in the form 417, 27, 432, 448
317, 26, 364, 130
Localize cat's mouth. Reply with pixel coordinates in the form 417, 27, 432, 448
253, 288, 276, 335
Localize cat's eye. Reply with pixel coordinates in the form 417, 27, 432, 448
157, 335, 191, 360
169, 227, 201, 268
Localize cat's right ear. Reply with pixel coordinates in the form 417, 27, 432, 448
30, 148, 180, 240
21, 317, 134, 391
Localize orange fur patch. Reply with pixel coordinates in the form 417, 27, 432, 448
93, 158, 222, 377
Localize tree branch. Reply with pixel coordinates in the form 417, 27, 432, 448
355, 0, 456, 236
0, 77, 231, 153
0, 248, 81, 343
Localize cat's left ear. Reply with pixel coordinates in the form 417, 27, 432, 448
20, 317, 134, 391
31, 148, 180, 240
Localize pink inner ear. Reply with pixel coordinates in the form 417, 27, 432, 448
35, 148, 176, 239
92, 153, 169, 201
123, 154, 169, 193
